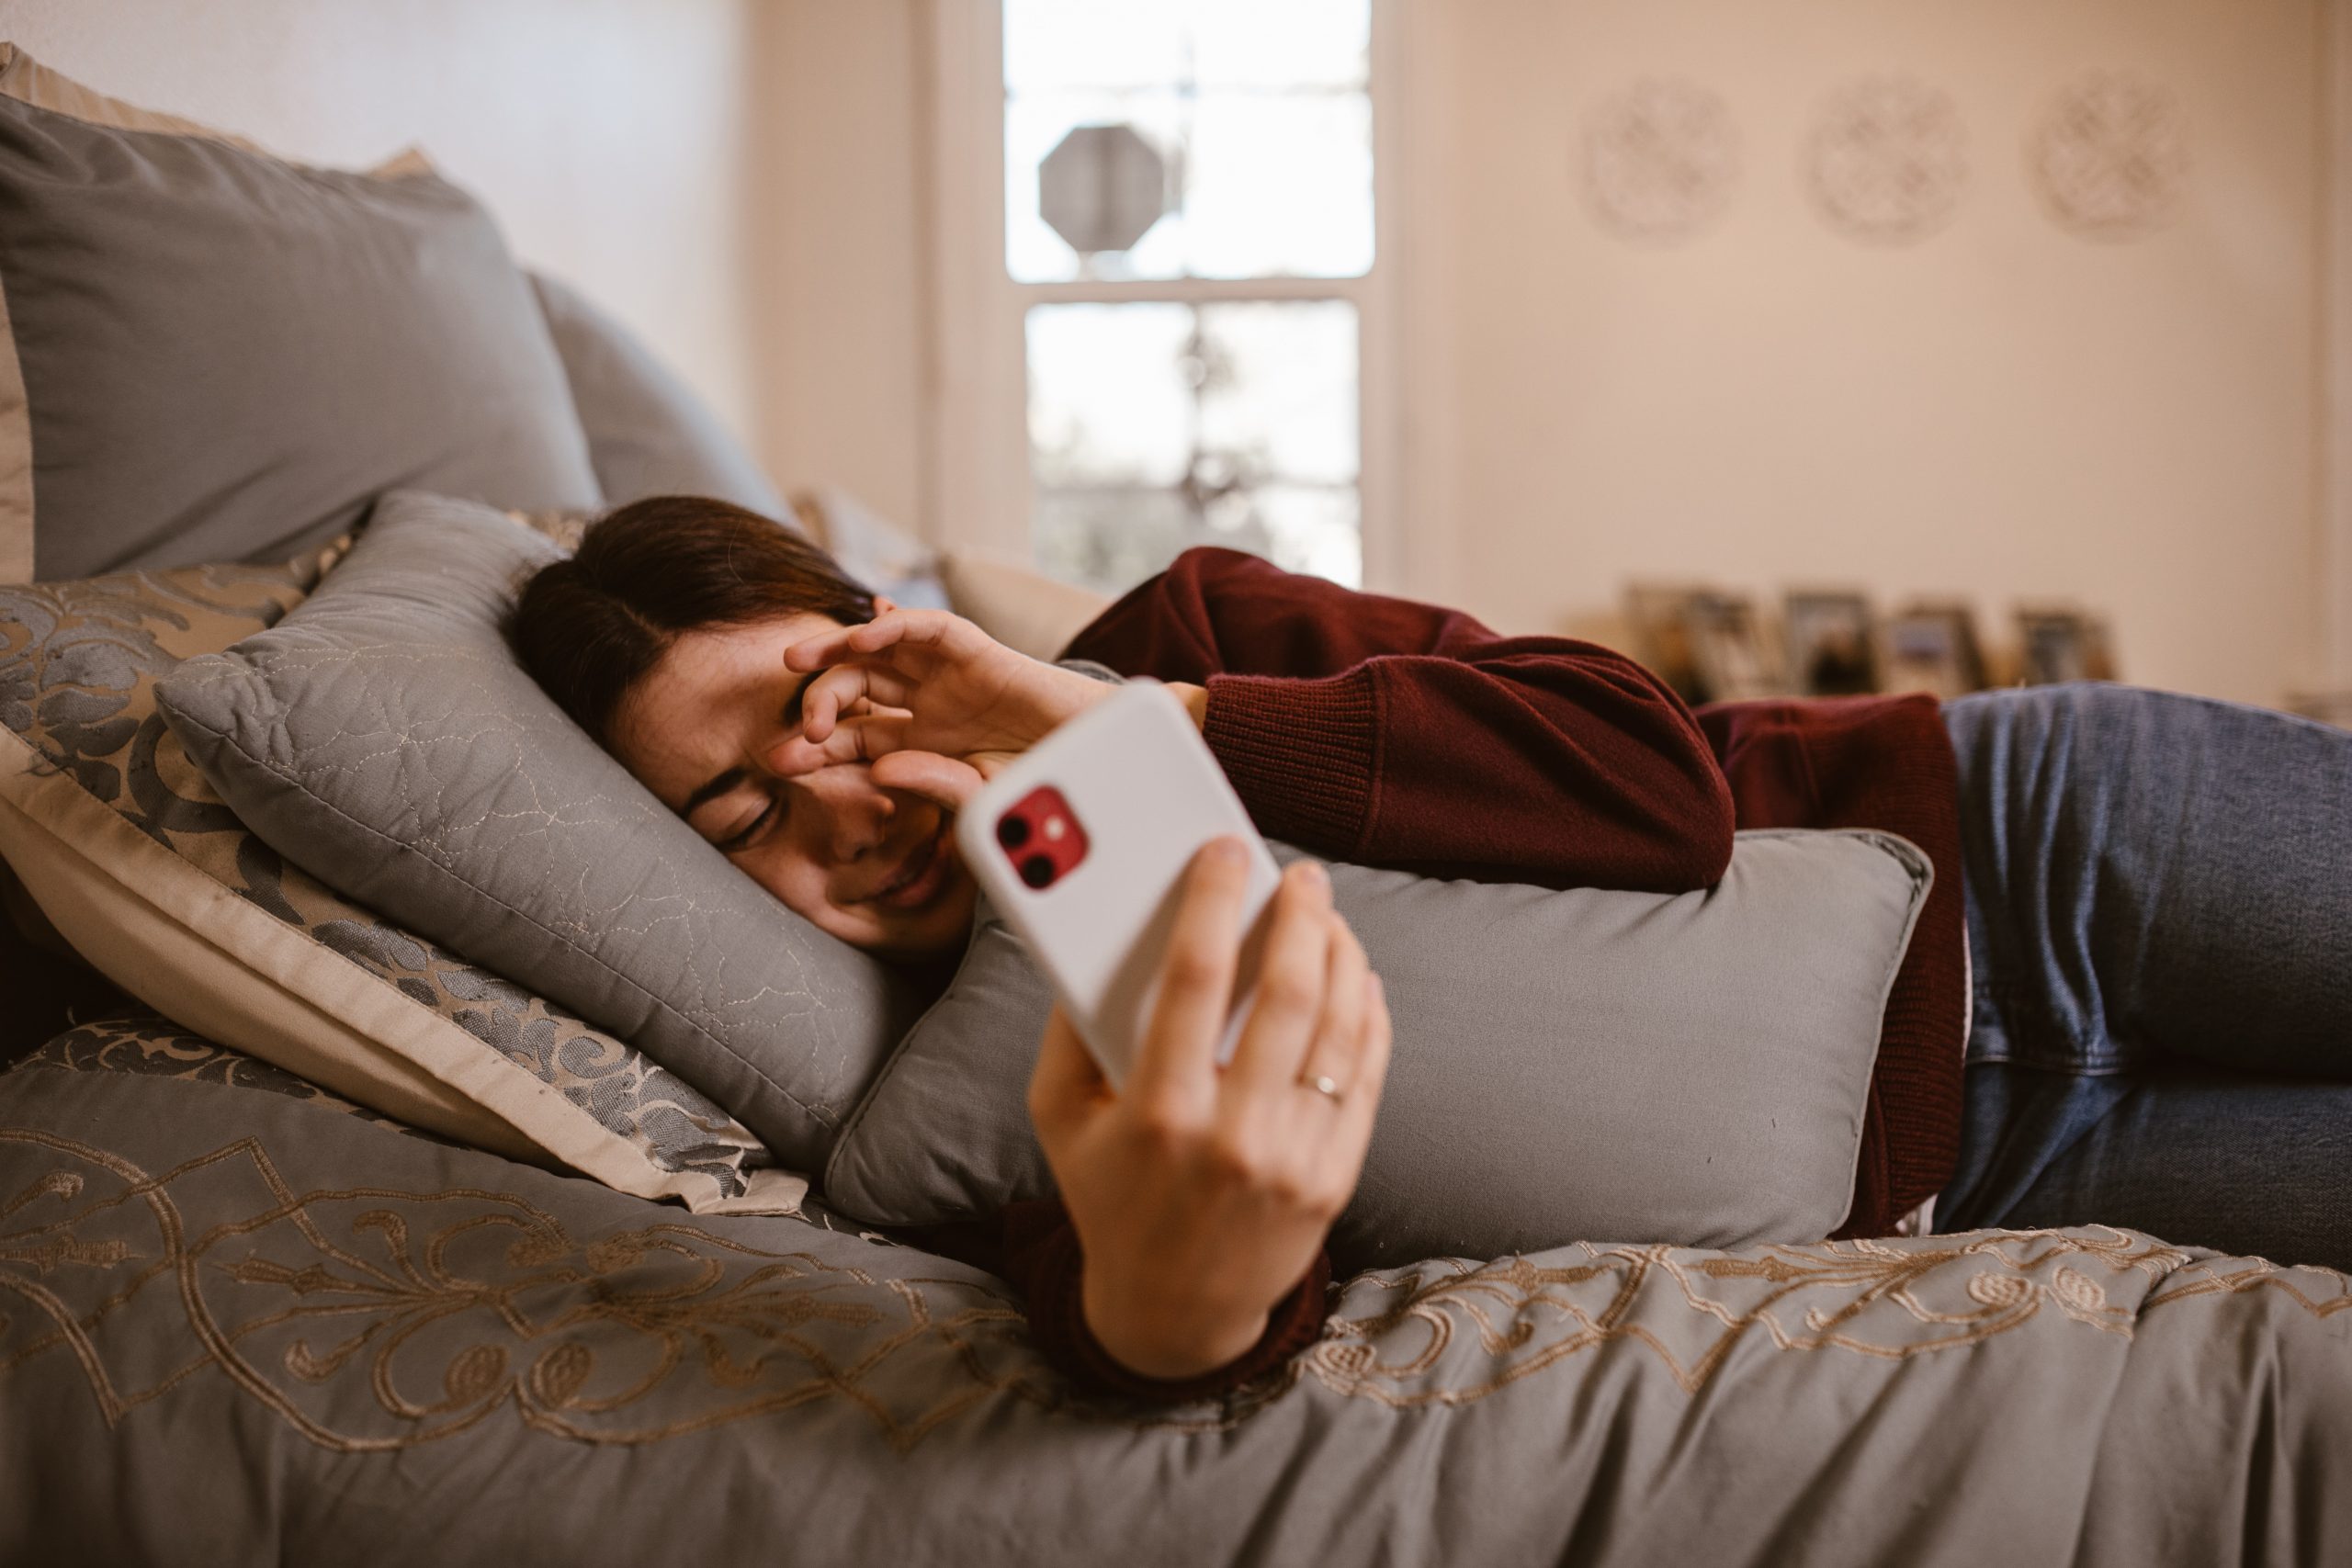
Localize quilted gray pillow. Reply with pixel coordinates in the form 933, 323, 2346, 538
825, 831, 1932, 1269
154, 492, 922, 1171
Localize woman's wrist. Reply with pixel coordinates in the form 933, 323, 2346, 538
1080, 1269, 1271, 1382
1163, 682, 1210, 732
1020, 660, 1120, 744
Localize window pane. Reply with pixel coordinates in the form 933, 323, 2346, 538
1004, 0, 1374, 281
1004, 0, 1187, 93
1231, 483, 1361, 586
1190, 0, 1369, 89
1194, 302, 1359, 485
1181, 93, 1374, 278
1034, 488, 1209, 590
1026, 300, 1360, 592
1034, 484, 1361, 593
1026, 303, 1196, 487
1005, 0, 1369, 93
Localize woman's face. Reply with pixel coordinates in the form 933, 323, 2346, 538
610, 609, 978, 960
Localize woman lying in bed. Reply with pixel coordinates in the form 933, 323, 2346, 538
514, 495, 2352, 1399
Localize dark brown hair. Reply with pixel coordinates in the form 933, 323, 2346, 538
511, 495, 876, 747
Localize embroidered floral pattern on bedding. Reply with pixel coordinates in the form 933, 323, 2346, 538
0, 562, 797, 1213
3, 1089, 2346, 1450
0, 1118, 1043, 1451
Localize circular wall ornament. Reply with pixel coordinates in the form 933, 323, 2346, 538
1805, 75, 1968, 245
2031, 73, 2188, 241
1583, 80, 1740, 244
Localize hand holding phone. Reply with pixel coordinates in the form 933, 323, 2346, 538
955, 681, 1283, 1089
1025, 840, 1393, 1381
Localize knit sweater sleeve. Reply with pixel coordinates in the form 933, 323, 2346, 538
998, 1201, 1332, 1404
894, 1201, 1330, 1403
1062, 547, 1735, 892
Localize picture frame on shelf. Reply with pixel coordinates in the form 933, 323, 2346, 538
2015, 606, 2117, 685
1879, 602, 1987, 699
1686, 591, 1786, 703
1623, 583, 1710, 705
1783, 590, 1879, 695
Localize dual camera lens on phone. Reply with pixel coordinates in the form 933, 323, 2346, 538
996, 785, 1090, 893
996, 813, 1056, 888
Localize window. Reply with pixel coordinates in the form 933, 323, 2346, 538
1003, 0, 1374, 284
930, 1, 1392, 595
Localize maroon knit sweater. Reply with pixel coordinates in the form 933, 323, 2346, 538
971, 547, 1966, 1401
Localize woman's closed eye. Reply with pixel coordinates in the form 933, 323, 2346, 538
718, 789, 786, 854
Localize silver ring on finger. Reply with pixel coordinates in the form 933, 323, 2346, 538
1303, 1074, 1343, 1103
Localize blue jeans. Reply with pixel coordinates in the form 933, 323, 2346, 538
1938, 683, 2352, 1267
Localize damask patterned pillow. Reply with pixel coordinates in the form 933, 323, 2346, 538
0, 558, 800, 1214
12, 1008, 424, 1138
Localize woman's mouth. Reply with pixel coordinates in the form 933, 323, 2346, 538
863, 818, 957, 912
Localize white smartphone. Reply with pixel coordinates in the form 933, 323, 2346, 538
955, 681, 1283, 1090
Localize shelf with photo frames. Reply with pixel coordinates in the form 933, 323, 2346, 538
1623, 584, 2118, 705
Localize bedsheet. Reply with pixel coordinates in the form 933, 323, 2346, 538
3, 1015, 2347, 1567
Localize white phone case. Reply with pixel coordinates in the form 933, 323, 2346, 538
955, 681, 1282, 1090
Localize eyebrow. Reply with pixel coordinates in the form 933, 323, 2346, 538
673, 671, 815, 823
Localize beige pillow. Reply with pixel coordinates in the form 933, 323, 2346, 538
939, 547, 1114, 662
792, 487, 951, 609
786, 488, 1110, 657
0, 41, 266, 147
0, 558, 802, 1215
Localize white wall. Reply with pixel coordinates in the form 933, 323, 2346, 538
756, 0, 2336, 708
746, 0, 931, 528
9, 0, 2334, 706
1405, 0, 2324, 706
0, 0, 763, 446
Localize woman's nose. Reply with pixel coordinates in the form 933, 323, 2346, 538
801, 766, 895, 863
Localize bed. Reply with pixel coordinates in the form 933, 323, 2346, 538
2, 46, 2349, 1566
5, 1014, 2347, 1564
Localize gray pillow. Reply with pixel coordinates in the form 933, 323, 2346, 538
153, 491, 920, 1170
0, 82, 599, 581
824, 831, 1933, 1269
527, 272, 788, 516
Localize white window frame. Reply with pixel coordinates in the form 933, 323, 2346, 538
920, 0, 1409, 591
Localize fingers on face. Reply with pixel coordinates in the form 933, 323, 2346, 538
854, 609, 956, 653
792, 609, 959, 671
867, 749, 987, 811
787, 609, 920, 668
802, 663, 916, 741
797, 663, 860, 739
1127, 838, 1254, 1116
783, 624, 861, 675
770, 712, 912, 777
